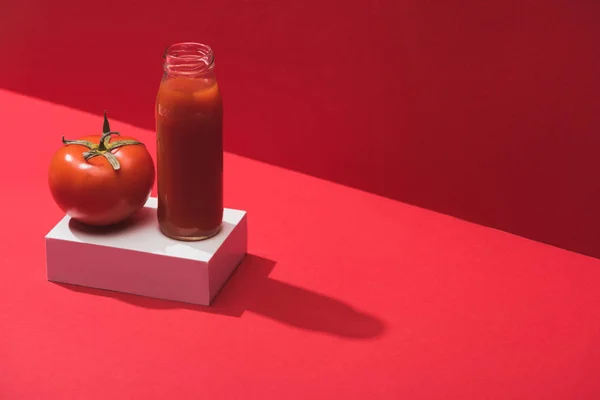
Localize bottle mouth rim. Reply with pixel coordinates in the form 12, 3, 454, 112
163, 42, 215, 75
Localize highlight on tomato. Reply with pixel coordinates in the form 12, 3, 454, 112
48, 111, 155, 226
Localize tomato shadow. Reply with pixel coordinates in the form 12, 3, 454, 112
57, 254, 386, 339
67, 210, 148, 234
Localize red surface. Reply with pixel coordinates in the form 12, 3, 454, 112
1, 1, 600, 257
2, 90, 600, 398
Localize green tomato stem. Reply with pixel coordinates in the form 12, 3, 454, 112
103, 110, 110, 134
61, 112, 144, 171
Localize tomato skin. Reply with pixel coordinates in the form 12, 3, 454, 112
48, 134, 155, 226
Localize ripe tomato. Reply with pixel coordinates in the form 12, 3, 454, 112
48, 112, 155, 226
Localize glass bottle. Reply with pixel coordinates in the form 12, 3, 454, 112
155, 42, 223, 240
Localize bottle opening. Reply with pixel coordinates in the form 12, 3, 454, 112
163, 42, 214, 76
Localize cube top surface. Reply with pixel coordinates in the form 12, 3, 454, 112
45, 197, 246, 262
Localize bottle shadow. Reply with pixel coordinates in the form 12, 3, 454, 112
58, 254, 386, 340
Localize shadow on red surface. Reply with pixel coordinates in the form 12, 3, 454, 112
57, 254, 387, 339
2, 1, 600, 258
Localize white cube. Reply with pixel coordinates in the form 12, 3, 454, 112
44, 197, 248, 306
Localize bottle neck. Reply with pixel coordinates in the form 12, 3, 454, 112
163, 42, 215, 78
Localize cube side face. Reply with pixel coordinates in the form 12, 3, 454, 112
208, 213, 248, 302
45, 237, 211, 305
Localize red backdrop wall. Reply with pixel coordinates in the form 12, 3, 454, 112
1, 0, 599, 257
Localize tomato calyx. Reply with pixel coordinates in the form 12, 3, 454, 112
61, 111, 145, 171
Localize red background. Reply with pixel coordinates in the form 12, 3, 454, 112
1, 0, 599, 257
2, 1, 600, 398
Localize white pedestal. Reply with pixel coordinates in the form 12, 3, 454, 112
44, 198, 248, 306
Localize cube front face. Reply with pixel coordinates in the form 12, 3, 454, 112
45, 238, 212, 305
45, 199, 248, 306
